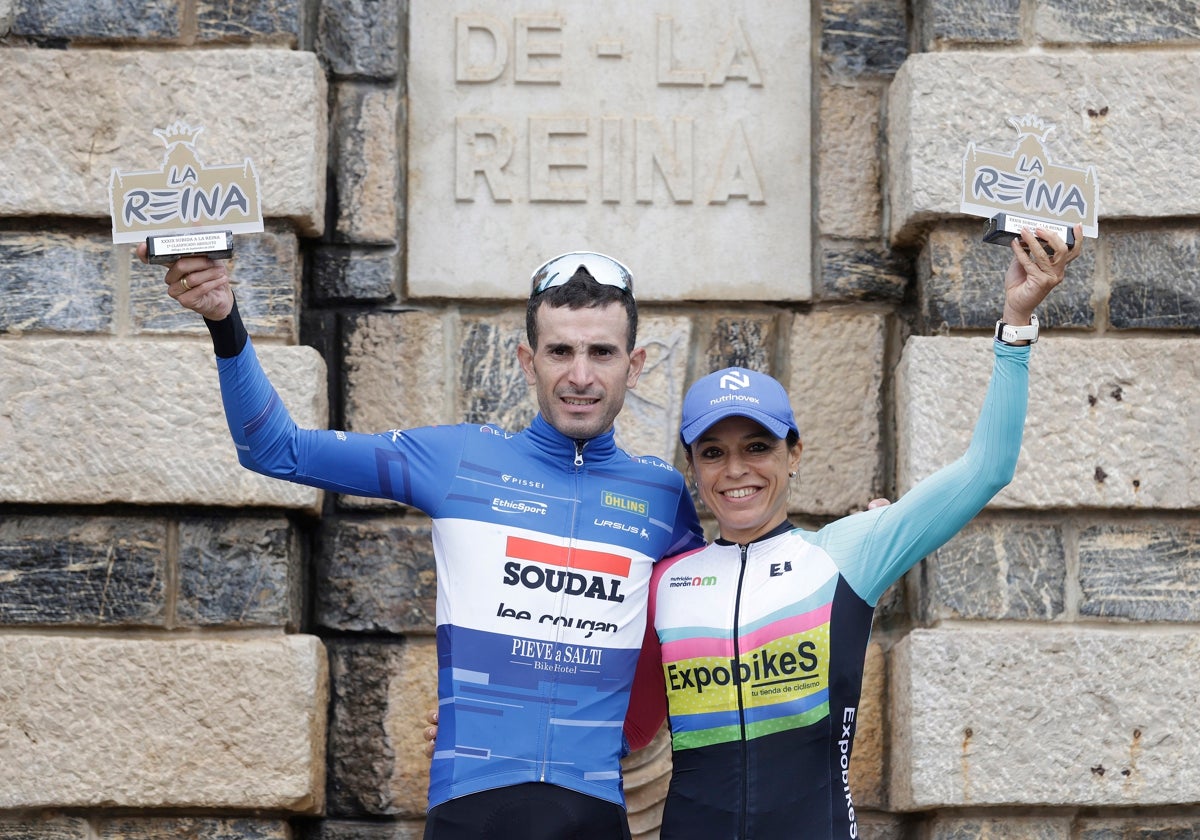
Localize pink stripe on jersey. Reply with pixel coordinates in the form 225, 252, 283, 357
660, 602, 832, 662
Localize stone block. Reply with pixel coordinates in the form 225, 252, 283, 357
887, 53, 1200, 243
195, 0, 301, 44
0, 634, 327, 811
455, 310, 538, 429
612, 314, 694, 467
925, 815, 1072, 839
0, 339, 326, 511
0, 814, 90, 839
820, 0, 908, 77
1036, 0, 1200, 45
849, 641, 886, 808
818, 80, 883, 238
0, 516, 168, 627
316, 519, 437, 634
407, 1, 812, 301
0, 232, 117, 335
1077, 817, 1200, 839
822, 239, 910, 302
698, 312, 777, 375
896, 337, 1200, 509
920, 519, 1067, 621
343, 310, 454, 435
1107, 227, 1200, 329
788, 311, 887, 515
331, 83, 400, 245
855, 813, 909, 840
918, 223, 1096, 330
12, 0, 181, 40
96, 817, 292, 840
1079, 521, 1200, 622
303, 822, 425, 840
915, 0, 1021, 49
0, 49, 326, 235
316, 0, 403, 79
890, 627, 1200, 808
131, 228, 301, 341
327, 638, 437, 817
177, 515, 301, 629
313, 246, 399, 303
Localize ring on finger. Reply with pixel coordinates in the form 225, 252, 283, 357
181, 277, 191, 291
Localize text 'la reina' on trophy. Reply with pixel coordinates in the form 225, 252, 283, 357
961, 114, 1099, 257
109, 121, 263, 264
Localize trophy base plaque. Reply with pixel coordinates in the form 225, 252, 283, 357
146, 230, 234, 265
983, 213, 1074, 256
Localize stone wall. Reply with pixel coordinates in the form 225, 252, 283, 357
1, 1, 1198, 839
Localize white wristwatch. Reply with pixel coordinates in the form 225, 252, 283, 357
995, 313, 1039, 345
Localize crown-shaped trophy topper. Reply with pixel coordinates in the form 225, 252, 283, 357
961, 113, 1099, 254
109, 121, 264, 264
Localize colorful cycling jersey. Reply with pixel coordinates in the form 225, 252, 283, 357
628, 343, 1030, 839
214, 338, 704, 811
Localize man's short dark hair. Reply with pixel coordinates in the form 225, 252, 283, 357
526, 267, 638, 352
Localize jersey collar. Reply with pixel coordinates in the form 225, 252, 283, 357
526, 413, 620, 463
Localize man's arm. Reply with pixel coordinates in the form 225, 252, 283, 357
140, 244, 459, 504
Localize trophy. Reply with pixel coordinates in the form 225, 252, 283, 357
109, 122, 263, 264
962, 115, 1098, 255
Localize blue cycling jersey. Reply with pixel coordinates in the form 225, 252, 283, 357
214, 338, 705, 810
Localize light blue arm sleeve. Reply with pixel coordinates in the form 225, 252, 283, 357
813, 341, 1030, 606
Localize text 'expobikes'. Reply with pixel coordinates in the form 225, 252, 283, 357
667, 640, 819, 694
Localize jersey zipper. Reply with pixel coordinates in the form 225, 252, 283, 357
539, 437, 588, 783
733, 542, 751, 839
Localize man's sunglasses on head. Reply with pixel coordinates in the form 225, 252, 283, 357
529, 251, 634, 297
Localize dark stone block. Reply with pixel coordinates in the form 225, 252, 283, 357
0, 814, 90, 839
702, 314, 776, 374
0, 516, 168, 627
821, 240, 911, 302
1077, 817, 1200, 839
313, 247, 399, 303
821, 0, 908, 77
1037, 0, 1200, 45
1079, 522, 1200, 621
316, 519, 437, 634
1108, 229, 1200, 330
317, 0, 404, 79
326, 640, 404, 816
916, 0, 1021, 48
919, 224, 1095, 331
0, 232, 116, 335
97, 817, 291, 840
12, 0, 181, 40
301, 821, 425, 840
458, 316, 534, 430
176, 516, 301, 629
920, 520, 1066, 621
196, 0, 302, 44
132, 227, 299, 340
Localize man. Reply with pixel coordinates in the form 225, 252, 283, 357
147, 246, 705, 840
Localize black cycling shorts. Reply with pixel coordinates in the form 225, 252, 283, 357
423, 782, 633, 840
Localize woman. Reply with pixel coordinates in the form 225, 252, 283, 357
621, 224, 1082, 839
